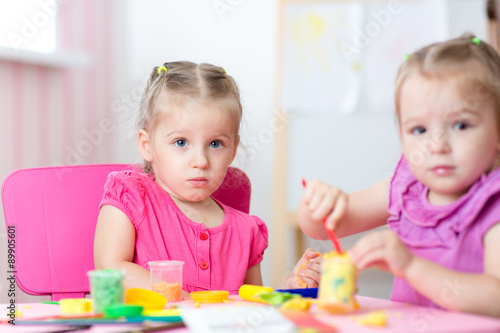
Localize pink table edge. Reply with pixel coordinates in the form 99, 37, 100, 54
2, 295, 500, 333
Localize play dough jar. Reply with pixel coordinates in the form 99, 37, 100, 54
318, 252, 357, 314
148, 261, 184, 302
87, 269, 124, 313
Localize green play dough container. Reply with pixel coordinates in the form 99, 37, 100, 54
88, 269, 124, 313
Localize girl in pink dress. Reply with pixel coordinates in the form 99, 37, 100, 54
94, 61, 322, 295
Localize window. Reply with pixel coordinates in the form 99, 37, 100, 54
0, 0, 57, 53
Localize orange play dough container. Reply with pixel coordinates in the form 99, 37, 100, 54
152, 282, 183, 302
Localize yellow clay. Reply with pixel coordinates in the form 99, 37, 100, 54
60, 298, 93, 315
279, 297, 313, 311
238, 284, 274, 303
357, 310, 387, 326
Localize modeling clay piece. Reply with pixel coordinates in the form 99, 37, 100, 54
357, 310, 387, 326
297, 252, 321, 288
238, 284, 274, 303
152, 282, 182, 302
259, 292, 299, 306
318, 251, 357, 314
279, 297, 314, 311
60, 298, 93, 315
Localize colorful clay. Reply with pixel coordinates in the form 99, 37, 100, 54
318, 251, 357, 314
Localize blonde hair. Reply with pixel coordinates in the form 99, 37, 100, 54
136, 61, 243, 173
395, 33, 500, 126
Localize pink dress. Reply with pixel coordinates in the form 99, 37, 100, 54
388, 156, 500, 308
100, 171, 268, 294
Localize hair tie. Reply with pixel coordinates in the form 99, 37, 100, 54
404, 54, 410, 61
471, 37, 481, 45
221, 68, 227, 75
157, 66, 168, 75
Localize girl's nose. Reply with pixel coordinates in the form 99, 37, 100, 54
191, 149, 209, 169
429, 131, 451, 154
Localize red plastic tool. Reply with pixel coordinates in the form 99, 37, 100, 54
302, 179, 343, 254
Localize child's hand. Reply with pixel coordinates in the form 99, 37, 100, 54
300, 180, 348, 230
289, 249, 322, 288
349, 229, 414, 278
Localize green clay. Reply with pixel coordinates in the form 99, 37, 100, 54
259, 292, 301, 306
88, 269, 124, 313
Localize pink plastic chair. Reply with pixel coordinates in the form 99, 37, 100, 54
1, 165, 250, 301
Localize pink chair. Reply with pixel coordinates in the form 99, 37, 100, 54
1, 165, 250, 301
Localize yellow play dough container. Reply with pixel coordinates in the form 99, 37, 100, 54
125, 288, 167, 310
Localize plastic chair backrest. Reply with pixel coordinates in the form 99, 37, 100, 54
1, 164, 250, 301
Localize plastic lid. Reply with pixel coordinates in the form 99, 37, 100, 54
190, 290, 229, 303
87, 269, 124, 278
148, 261, 184, 269
103, 304, 144, 318
125, 288, 167, 310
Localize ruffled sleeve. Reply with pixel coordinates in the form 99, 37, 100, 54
100, 171, 149, 228
388, 155, 417, 218
248, 216, 269, 268
388, 155, 500, 248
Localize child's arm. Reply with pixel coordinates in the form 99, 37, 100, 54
298, 178, 390, 240
243, 263, 263, 286
351, 225, 500, 317
94, 205, 150, 290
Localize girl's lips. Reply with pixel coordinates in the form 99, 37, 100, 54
189, 178, 208, 187
431, 165, 454, 176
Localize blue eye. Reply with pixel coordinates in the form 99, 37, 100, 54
453, 122, 468, 130
411, 126, 426, 135
210, 141, 222, 149
175, 139, 187, 147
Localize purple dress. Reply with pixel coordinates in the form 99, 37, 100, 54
387, 156, 500, 307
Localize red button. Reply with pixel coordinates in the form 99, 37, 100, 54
200, 261, 209, 270
200, 233, 208, 240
